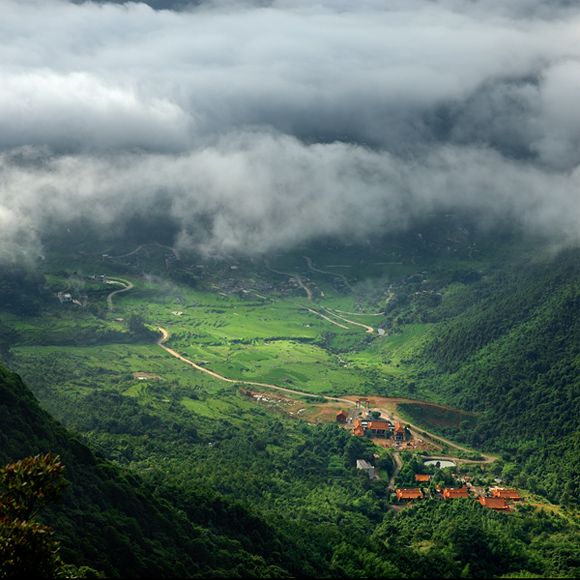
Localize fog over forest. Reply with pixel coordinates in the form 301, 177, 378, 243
2, 0, 580, 256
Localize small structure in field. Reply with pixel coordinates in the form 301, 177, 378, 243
57, 292, 72, 303
336, 410, 349, 423
91, 274, 108, 283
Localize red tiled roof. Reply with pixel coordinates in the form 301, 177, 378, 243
493, 489, 521, 500
396, 488, 423, 500
444, 488, 469, 499
479, 497, 509, 510
415, 474, 430, 482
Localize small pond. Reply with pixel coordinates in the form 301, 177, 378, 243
423, 459, 456, 469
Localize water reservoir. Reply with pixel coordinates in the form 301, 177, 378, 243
423, 459, 456, 469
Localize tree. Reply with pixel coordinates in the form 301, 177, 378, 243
127, 313, 159, 342
0, 454, 69, 578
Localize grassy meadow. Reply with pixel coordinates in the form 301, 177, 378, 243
4, 218, 523, 428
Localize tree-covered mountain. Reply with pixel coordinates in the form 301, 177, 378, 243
4, 361, 580, 578
0, 363, 336, 577
392, 247, 580, 506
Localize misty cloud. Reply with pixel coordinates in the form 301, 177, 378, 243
1, 0, 580, 256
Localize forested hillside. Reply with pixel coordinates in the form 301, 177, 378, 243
404, 248, 580, 506
0, 364, 336, 577
4, 362, 580, 577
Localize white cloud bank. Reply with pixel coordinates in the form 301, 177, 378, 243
1, 0, 580, 255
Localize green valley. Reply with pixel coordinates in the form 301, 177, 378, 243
3, 218, 580, 577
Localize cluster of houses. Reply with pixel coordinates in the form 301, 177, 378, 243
396, 476, 521, 510
336, 409, 406, 441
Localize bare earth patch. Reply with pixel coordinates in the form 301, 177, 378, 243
133, 372, 163, 380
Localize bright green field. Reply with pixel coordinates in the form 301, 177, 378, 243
5, 234, 475, 415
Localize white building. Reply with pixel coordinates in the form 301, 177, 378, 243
356, 459, 375, 479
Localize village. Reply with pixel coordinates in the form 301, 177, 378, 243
337, 399, 522, 512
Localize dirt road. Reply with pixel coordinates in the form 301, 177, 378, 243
303, 255, 352, 292
322, 308, 374, 333
388, 452, 404, 490
156, 327, 495, 463
106, 278, 134, 311
157, 327, 349, 398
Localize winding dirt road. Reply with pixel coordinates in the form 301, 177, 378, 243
157, 327, 343, 397
322, 308, 374, 333
306, 308, 349, 329
264, 260, 313, 300
388, 452, 404, 490
106, 272, 488, 464
156, 326, 495, 464
106, 278, 134, 311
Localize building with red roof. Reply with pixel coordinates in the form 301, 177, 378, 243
443, 487, 469, 499
478, 497, 509, 510
352, 420, 365, 437
493, 489, 521, 501
367, 421, 388, 436
396, 488, 423, 501
394, 422, 406, 441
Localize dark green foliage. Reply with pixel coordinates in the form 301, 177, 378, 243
127, 313, 159, 342
5, 228, 580, 576
0, 454, 68, 578
399, 248, 580, 506
0, 263, 45, 316
168, 267, 198, 288
0, 320, 18, 364
0, 364, 336, 577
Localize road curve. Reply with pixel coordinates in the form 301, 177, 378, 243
322, 308, 374, 333
106, 277, 134, 311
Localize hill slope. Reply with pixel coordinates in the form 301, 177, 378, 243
407, 247, 580, 505
0, 363, 332, 577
